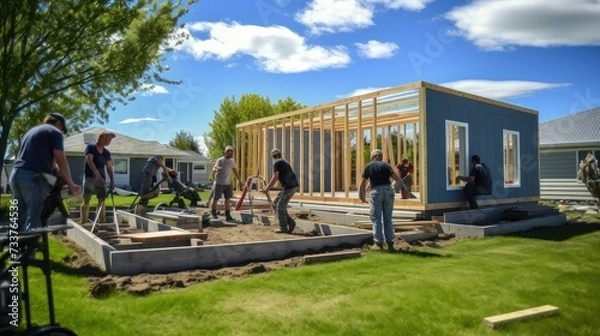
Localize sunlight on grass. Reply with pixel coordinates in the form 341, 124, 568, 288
15, 213, 600, 335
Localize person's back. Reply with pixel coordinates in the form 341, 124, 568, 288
274, 158, 298, 189
14, 124, 64, 174
364, 160, 394, 186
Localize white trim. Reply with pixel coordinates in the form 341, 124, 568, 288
445, 120, 469, 191
503, 129, 521, 188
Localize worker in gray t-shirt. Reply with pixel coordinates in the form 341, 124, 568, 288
211, 145, 243, 221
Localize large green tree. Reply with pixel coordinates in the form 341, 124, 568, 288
204, 94, 305, 160
169, 129, 202, 155
0, 0, 195, 172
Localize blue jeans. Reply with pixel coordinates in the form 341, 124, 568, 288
369, 184, 395, 244
9, 169, 51, 231
273, 186, 298, 230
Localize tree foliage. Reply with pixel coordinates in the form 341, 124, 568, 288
204, 94, 306, 160
0, 0, 195, 170
169, 129, 201, 155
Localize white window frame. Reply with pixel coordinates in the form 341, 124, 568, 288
445, 120, 469, 190
503, 130, 521, 187
112, 157, 129, 175
193, 163, 206, 171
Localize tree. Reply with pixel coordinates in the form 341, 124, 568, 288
204, 94, 306, 160
0, 0, 195, 172
169, 129, 201, 155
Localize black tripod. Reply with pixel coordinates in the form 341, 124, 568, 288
1, 172, 78, 335
1, 226, 77, 335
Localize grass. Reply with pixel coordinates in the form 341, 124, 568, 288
16, 211, 600, 335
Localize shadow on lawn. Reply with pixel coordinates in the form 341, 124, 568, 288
392, 249, 447, 258
510, 221, 600, 242
50, 259, 106, 277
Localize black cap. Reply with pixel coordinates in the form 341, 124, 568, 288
48, 113, 68, 135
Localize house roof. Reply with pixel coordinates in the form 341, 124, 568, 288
539, 107, 600, 147
63, 127, 211, 162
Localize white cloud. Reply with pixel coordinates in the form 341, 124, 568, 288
355, 40, 399, 58
118, 117, 162, 124
338, 86, 392, 98
446, 0, 600, 50
138, 84, 169, 96
171, 22, 351, 73
440, 79, 571, 100
296, 0, 433, 34
196, 136, 208, 156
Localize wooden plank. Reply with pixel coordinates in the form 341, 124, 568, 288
119, 231, 208, 243
484, 305, 559, 329
303, 251, 362, 265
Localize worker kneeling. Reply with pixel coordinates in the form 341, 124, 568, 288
167, 169, 202, 208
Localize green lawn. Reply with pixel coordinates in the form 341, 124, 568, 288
17, 213, 600, 335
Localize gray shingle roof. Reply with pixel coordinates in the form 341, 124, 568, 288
539, 107, 600, 147
63, 127, 210, 162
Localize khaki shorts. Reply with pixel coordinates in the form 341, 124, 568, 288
83, 177, 107, 200
213, 184, 233, 200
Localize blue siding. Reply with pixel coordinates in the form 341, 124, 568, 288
425, 89, 539, 204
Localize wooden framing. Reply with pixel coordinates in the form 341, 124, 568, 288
235, 81, 538, 211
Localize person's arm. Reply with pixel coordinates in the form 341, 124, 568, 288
232, 167, 244, 188
358, 177, 368, 203
263, 171, 280, 193
86, 153, 104, 183
54, 149, 81, 195
106, 160, 115, 190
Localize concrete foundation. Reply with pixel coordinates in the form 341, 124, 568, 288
65, 210, 372, 276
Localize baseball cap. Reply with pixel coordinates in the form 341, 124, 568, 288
48, 113, 68, 135
224, 145, 234, 152
271, 148, 281, 156
98, 130, 116, 140
371, 149, 383, 159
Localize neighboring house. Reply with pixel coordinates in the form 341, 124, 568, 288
63, 127, 214, 192
539, 107, 600, 201
236, 81, 540, 214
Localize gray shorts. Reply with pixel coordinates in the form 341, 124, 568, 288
213, 184, 233, 200
83, 177, 107, 200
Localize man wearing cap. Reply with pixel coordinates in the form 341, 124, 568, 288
211, 145, 243, 221
80, 130, 116, 224
137, 155, 170, 208
263, 148, 299, 233
9, 113, 81, 231
359, 149, 403, 251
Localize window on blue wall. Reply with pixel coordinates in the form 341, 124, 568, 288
446, 121, 469, 189
503, 130, 520, 187
112, 158, 128, 175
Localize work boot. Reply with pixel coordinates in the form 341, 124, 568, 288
225, 210, 235, 222
370, 242, 384, 251
211, 208, 218, 219
80, 205, 90, 225
387, 242, 396, 252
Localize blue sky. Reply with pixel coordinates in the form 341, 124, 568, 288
100, 0, 600, 153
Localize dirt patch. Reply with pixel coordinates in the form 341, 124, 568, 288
54, 214, 458, 298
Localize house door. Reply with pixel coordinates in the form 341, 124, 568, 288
178, 162, 192, 183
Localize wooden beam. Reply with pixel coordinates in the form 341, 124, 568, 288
344, 103, 350, 197
320, 109, 325, 197
309, 111, 314, 195
330, 106, 336, 197
299, 112, 305, 195
303, 251, 362, 265
484, 305, 559, 329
